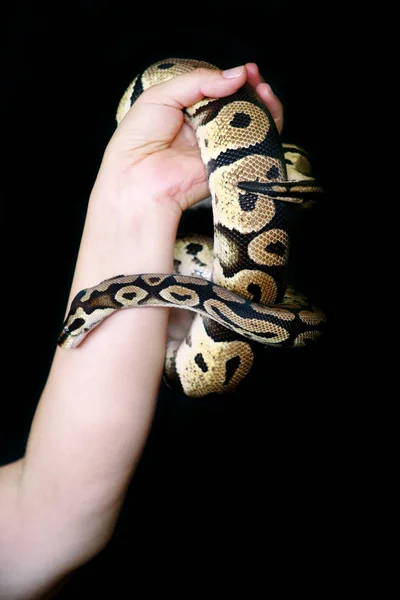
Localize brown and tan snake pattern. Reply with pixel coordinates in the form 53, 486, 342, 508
58, 59, 325, 397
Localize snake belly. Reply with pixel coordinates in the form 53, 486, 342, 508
58, 58, 325, 397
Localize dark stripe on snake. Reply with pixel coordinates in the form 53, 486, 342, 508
217, 299, 310, 326
73, 289, 87, 303
58, 329, 70, 347
168, 276, 290, 312
157, 62, 175, 69
203, 318, 246, 343
189, 83, 277, 130
208, 304, 281, 340
206, 126, 283, 177
265, 240, 287, 257
215, 205, 287, 243
129, 76, 144, 106
187, 95, 233, 124
72, 284, 126, 313
214, 222, 288, 288
247, 283, 262, 303
67, 317, 85, 332
224, 355, 241, 385
238, 192, 258, 211
164, 347, 183, 392
170, 292, 194, 302
194, 353, 208, 372
230, 112, 252, 128
122, 291, 137, 300
267, 166, 280, 179
193, 257, 207, 268
185, 242, 203, 255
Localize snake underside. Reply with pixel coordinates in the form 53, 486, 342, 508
59, 58, 326, 397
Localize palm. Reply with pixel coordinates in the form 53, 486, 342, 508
138, 119, 208, 212
108, 62, 282, 214
105, 63, 284, 343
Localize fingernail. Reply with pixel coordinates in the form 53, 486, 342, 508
222, 65, 244, 78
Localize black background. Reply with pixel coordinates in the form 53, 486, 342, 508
2, 1, 362, 596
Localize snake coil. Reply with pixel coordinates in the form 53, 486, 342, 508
58, 59, 326, 397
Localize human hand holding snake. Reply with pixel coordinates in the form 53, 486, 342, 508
94, 62, 284, 355
61, 59, 325, 396
0, 62, 322, 598
98, 62, 283, 217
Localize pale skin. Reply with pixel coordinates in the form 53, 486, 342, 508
0, 63, 283, 599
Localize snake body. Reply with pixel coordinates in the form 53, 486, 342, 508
59, 59, 325, 397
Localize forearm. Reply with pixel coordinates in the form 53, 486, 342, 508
0, 174, 180, 595
0, 61, 261, 598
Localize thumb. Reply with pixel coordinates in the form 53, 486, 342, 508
139, 64, 247, 109
111, 65, 247, 153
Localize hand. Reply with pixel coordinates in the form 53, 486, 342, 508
0, 61, 284, 598
101, 62, 284, 216
75, 63, 285, 349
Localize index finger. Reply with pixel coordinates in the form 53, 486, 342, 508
245, 63, 284, 133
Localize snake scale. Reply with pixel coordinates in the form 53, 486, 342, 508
58, 58, 326, 397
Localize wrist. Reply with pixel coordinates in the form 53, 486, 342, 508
68, 177, 181, 302
91, 159, 182, 229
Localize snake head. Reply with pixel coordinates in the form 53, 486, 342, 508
58, 276, 130, 349
58, 311, 90, 349
57, 289, 96, 349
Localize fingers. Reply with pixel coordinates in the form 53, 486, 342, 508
112, 66, 248, 153
140, 62, 283, 133
141, 65, 248, 110
245, 63, 284, 134
245, 62, 265, 89
256, 83, 284, 134
112, 62, 283, 157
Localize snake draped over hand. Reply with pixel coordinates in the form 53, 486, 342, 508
58, 59, 326, 397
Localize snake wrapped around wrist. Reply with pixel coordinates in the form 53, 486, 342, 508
58, 58, 326, 397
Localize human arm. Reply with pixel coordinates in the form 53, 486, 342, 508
0, 63, 283, 599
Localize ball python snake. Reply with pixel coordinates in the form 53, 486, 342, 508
58, 58, 326, 397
